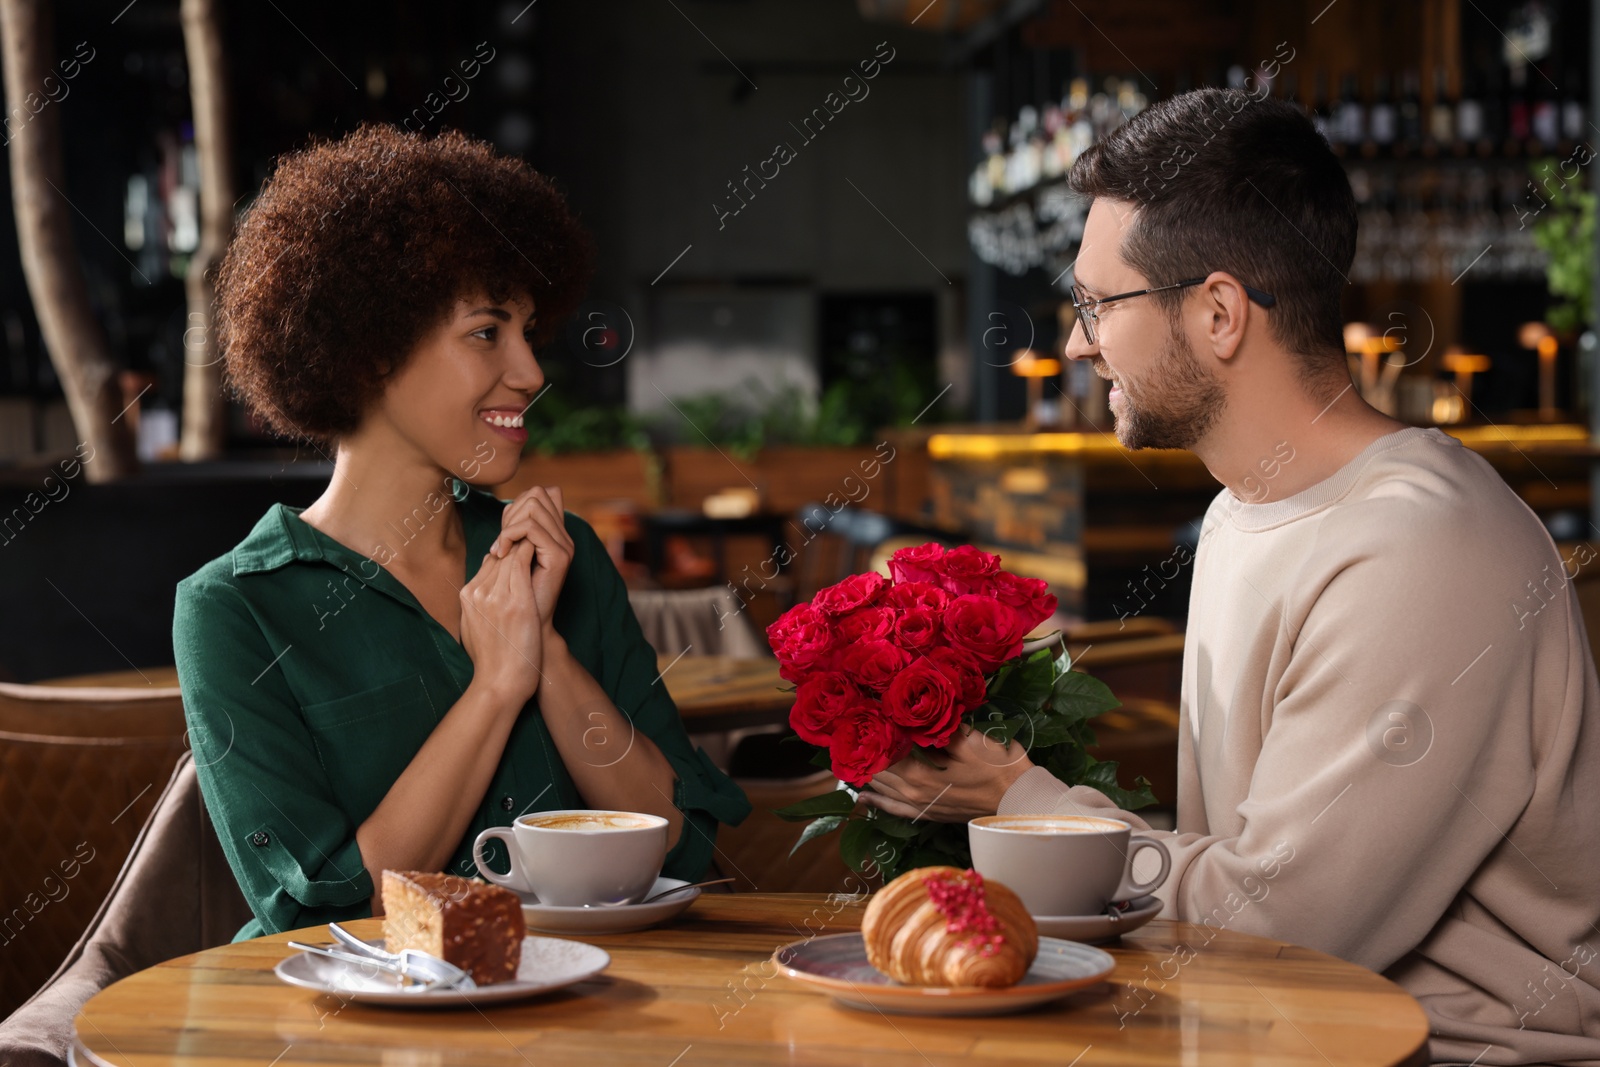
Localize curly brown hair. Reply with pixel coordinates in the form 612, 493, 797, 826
215, 123, 594, 443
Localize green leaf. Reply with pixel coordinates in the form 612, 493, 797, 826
992, 648, 1056, 710
788, 815, 845, 857
869, 812, 922, 839
984, 660, 1017, 696
770, 788, 856, 822
1076, 757, 1159, 810
808, 747, 835, 771
1043, 742, 1094, 784
1051, 670, 1122, 723
1014, 715, 1067, 750
865, 831, 905, 878
969, 712, 1028, 747
840, 818, 879, 874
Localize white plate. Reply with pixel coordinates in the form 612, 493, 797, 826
1032, 896, 1162, 943
773, 933, 1115, 1017
515, 876, 701, 934
273, 935, 609, 1007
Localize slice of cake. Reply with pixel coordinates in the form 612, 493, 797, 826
381, 870, 526, 985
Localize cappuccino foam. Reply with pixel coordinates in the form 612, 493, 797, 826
978, 815, 1126, 834
522, 813, 654, 831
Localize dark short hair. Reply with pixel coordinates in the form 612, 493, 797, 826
1068, 88, 1355, 391
216, 124, 595, 443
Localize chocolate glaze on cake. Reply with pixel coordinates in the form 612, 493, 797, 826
381, 870, 525, 985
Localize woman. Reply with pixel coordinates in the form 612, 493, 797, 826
174, 124, 750, 940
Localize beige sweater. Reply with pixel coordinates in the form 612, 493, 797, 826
1000, 426, 1600, 1065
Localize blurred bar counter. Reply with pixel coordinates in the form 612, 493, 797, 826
883, 423, 1600, 621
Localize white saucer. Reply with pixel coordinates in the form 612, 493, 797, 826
1031, 896, 1162, 943
273, 935, 609, 1007
516, 876, 701, 934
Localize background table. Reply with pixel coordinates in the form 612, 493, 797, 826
44, 654, 795, 732
73, 893, 1429, 1066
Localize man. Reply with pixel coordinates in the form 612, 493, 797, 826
865, 88, 1600, 1065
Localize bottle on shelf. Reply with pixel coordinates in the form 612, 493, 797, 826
1116, 78, 1146, 124
1505, 62, 1530, 156
1561, 67, 1586, 148
1530, 63, 1560, 152
1092, 77, 1121, 140
1066, 77, 1093, 165
1311, 71, 1334, 145
1397, 69, 1422, 154
1456, 71, 1486, 156
1041, 104, 1066, 181
1427, 66, 1454, 157
983, 121, 1006, 201
1367, 72, 1397, 157
1335, 73, 1365, 155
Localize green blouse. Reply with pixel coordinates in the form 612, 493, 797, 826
172, 480, 751, 941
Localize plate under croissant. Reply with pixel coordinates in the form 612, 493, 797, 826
773, 933, 1115, 1016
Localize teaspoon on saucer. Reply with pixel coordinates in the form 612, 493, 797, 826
587, 876, 736, 908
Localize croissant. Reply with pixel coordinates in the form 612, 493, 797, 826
862, 866, 1038, 988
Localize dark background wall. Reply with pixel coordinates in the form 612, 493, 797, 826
0, 0, 973, 679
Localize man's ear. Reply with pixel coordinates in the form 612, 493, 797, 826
1202, 272, 1249, 364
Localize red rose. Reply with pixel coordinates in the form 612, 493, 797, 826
838, 639, 912, 692
925, 646, 989, 712
789, 672, 862, 746
834, 606, 895, 643
813, 571, 889, 616
766, 603, 838, 681
886, 580, 950, 612
892, 607, 941, 652
937, 545, 1002, 596
828, 701, 912, 787
886, 542, 947, 585
882, 659, 962, 747
991, 571, 1059, 633
944, 594, 1029, 671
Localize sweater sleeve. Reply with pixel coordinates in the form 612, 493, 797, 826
999, 505, 1547, 974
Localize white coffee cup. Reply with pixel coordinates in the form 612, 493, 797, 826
472, 809, 667, 906
968, 813, 1171, 917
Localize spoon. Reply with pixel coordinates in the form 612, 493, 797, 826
588, 877, 736, 907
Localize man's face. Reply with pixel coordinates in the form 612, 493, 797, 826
1064, 198, 1225, 451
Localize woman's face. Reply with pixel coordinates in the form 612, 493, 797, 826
369, 291, 542, 486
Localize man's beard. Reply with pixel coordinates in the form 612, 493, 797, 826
1103, 324, 1225, 451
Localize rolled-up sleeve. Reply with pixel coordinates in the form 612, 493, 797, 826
575, 518, 752, 880
174, 571, 374, 937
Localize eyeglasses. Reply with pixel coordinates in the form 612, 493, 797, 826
1069, 276, 1278, 345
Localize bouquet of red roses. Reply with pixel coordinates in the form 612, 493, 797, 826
768, 542, 1156, 883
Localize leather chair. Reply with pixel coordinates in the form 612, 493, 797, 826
0, 752, 251, 1067
0, 681, 188, 1016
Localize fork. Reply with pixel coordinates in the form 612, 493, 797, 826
326, 922, 477, 990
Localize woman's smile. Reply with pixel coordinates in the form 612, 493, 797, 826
478, 406, 528, 444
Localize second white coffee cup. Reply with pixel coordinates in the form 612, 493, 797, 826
968, 813, 1171, 917
472, 809, 667, 906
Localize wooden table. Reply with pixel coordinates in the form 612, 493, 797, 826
71, 893, 1429, 1066
42, 654, 795, 732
